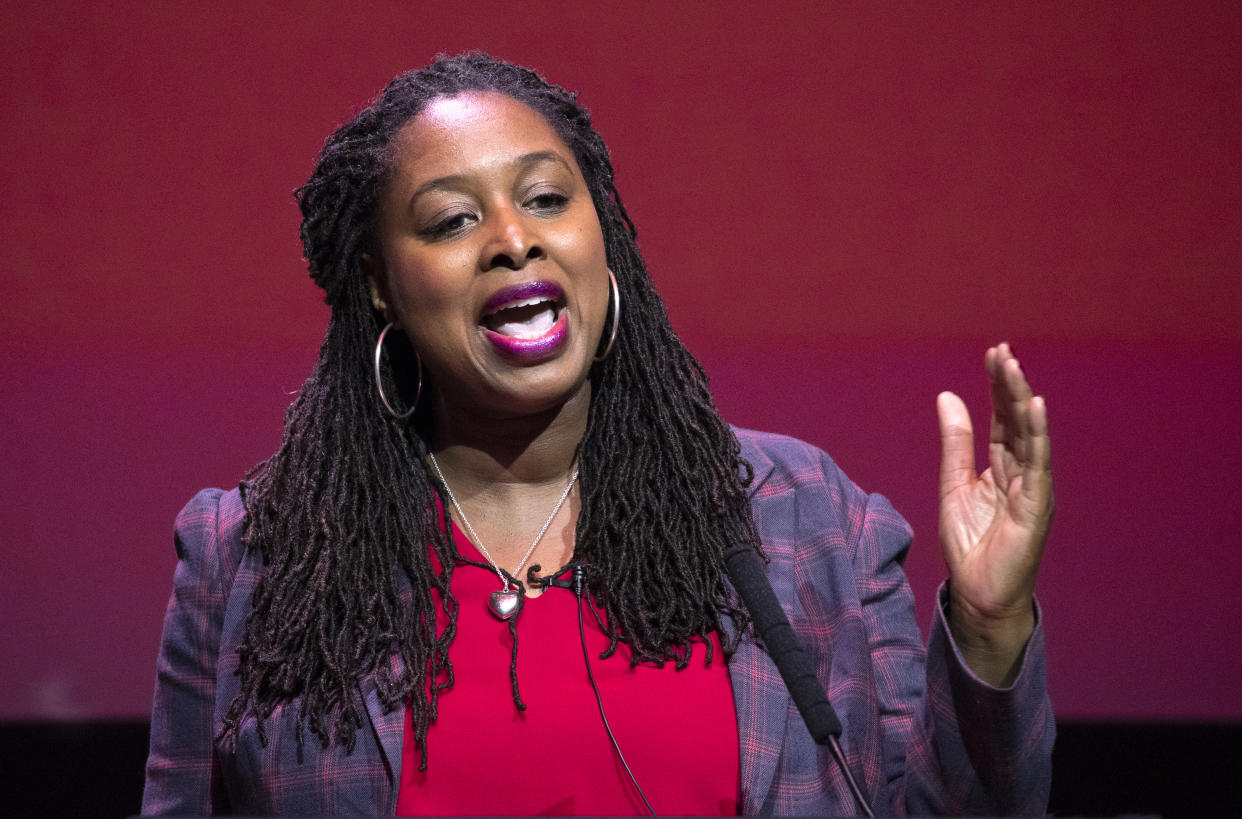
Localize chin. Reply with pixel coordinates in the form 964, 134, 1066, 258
485, 364, 593, 419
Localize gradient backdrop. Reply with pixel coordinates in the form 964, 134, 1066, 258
2, 1, 1239, 725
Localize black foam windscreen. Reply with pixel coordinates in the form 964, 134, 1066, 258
724, 544, 842, 742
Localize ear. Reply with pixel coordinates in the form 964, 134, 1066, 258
360, 252, 393, 322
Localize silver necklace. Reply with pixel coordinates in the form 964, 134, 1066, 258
427, 451, 579, 621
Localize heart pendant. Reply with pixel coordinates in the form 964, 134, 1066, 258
488, 589, 521, 620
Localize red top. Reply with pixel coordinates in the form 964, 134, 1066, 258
396, 521, 740, 816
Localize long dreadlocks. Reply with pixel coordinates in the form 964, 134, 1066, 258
223, 53, 763, 770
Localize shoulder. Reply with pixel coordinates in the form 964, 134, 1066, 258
732, 426, 856, 500
732, 426, 910, 557
172, 487, 248, 589
732, 426, 864, 537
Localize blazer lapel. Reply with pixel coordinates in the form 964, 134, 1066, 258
359, 657, 407, 784
728, 428, 789, 812
727, 631, 790, 814
359, 574, 414, 804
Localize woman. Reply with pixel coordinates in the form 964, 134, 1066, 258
143, 54, 1053, 816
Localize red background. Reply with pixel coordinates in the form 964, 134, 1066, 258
2, 1, 1239, 721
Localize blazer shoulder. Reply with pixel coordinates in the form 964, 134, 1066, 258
732, 426, 854, 497
172, 487, 248, 587
733, 427, 909, 562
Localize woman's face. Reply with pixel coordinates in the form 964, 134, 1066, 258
366, 91, 610, 423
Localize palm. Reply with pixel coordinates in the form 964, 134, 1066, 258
937, 344, 1053, 622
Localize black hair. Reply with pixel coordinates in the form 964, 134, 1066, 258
223, 53, 762, 770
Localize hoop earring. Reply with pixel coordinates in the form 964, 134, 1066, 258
374, 322, 422, 421
593, 269, 621, 363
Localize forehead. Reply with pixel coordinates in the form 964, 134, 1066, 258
386, 91, 576, 185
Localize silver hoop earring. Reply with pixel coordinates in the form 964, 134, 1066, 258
374, 322, 422, 421
593, 269, 621, 363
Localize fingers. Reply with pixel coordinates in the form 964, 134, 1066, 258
989, 342, 1032, 438
937, 390, 976, 501
987, 343, 1054, 521
1021, 394, 1054, 522
988, 343, 1037, 459
942, 344, 1053, 516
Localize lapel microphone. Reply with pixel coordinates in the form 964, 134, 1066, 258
542, 562, 657, 815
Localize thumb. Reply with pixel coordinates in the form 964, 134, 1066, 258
937, 391, 975, 501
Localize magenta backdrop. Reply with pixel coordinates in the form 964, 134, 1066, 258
2, 1, 1239, 721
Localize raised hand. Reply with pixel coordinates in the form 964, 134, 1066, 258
936, 343, 1053, 686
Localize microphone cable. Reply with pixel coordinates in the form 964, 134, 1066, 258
570, 564, 657, 816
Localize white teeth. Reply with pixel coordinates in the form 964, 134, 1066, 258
483, 295, 560, 339
491, 296, 550, 314
494, 306, 556, 338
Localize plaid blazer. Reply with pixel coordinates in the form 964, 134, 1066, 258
142, 428, 1053, 815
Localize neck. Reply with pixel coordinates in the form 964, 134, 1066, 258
426, 383, 589, 493
424, 384, 588, 590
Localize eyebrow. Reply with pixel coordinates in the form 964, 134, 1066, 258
410, 150, 574, 201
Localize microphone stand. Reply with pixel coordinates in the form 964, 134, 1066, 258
724, 545, 876, 818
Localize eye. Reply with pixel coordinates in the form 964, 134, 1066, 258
524, 189, 570, 213
422, 209, 476, 239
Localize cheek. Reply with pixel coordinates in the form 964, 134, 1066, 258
553, 213, 608, 269
385, 243, 476, 314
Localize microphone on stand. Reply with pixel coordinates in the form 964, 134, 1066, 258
724, 544, 875, 818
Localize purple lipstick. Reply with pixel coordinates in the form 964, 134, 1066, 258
479, 280, 569, 363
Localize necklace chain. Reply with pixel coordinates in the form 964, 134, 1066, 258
427, 451, 579, 591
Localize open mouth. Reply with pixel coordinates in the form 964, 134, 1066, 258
479, 281, 566, 341
480, 296, 562, 339
477, 280, 570, 362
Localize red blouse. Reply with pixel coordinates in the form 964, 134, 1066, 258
396, 522, 739, 816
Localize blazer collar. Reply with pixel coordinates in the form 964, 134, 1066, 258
726, 630, 791, 814
729, 427, 789, 811
735, 427, 777, 499
360, 576, 413, 813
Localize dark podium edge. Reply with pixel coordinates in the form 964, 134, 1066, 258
1, 720, 1238, 818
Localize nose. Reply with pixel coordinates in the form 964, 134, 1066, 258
480, 206, 545, 272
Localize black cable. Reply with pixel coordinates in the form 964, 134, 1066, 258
572, 565, 657, 816
827, 734, 874, 818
